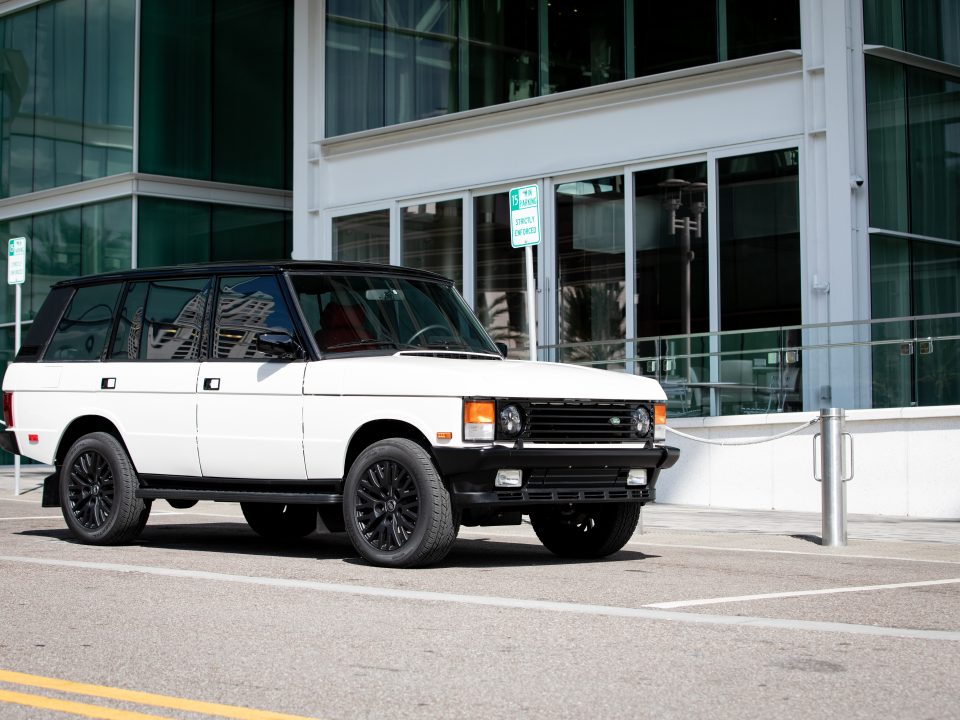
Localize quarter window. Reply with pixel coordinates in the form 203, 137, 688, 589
44, 283, 123, 361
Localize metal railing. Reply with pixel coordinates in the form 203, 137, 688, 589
541, 312, 960, 417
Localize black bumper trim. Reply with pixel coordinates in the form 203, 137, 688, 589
433, 444, 679, 475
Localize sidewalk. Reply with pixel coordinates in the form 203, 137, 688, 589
3, 466, 959, 545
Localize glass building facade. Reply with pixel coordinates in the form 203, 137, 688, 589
864, 0, 960, 408
0, 0, 294, 462
324, 0, 801, 136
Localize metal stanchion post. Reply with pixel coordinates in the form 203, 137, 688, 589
816, 407, 847, 547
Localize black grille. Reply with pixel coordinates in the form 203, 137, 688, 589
515, 400, 651, 444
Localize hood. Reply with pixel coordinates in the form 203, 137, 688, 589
303, 354, 666, 401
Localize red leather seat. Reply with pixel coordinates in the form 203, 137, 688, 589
320, 302, 371, 350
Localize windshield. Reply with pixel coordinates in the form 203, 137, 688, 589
290, 272, 501, 357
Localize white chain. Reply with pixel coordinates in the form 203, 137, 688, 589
665, 418, 819, 446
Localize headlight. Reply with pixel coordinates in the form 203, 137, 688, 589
633, 406, 652, 437
498, 404, 524, 438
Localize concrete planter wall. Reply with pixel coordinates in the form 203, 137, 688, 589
660, 406, 960, 519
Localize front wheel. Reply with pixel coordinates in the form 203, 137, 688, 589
530, 503, 641, 559
343, 438, 457, 568
60, 432, 150, 545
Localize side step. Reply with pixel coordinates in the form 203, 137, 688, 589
137, 487, 343, 505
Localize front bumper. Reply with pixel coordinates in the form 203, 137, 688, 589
433, 444, 679, 508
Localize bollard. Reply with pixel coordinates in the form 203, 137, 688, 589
815, 407, 848, 547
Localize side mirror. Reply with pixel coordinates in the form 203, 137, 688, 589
495, 342, 509, 358
256, 332, 304, 359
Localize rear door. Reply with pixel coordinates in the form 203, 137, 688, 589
103, 276, 211, 477
196, 274, 307, 480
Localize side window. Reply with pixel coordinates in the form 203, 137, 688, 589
214, 275, 298, 359
109, 278, 211, 360
43, 283, 123, 361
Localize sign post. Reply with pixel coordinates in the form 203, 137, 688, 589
7, 237, 24, 495
509, 185, 540, 362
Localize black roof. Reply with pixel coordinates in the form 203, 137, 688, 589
51, 260, 451, 289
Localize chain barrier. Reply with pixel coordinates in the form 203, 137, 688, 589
664, 417, 819, 447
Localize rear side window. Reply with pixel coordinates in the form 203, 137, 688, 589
109, 278, 211, 360
43, 283, 123, 361
214, 275, 298, 359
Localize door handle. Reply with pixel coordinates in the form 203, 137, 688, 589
101, 378, 116, 389
203, 378, 220, 391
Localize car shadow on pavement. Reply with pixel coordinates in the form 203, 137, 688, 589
18, 523, 658, 569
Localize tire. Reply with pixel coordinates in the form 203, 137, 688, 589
60, 432, 150, 545
166, 499, 198, 510
530, 503, 641, 559
343, 438, 457, 568
240, 503, 317, 540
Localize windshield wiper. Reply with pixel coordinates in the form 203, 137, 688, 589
324, 338, 400, 351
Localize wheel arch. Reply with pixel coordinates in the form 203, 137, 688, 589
55, 415, 131, 469
343, 419, 436, 480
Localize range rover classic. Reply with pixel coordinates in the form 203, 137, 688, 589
1, 262, 679, 567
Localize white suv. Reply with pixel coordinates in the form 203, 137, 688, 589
1, 262, 678, 567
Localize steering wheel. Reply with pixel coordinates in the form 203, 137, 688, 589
406, 324, 448, 344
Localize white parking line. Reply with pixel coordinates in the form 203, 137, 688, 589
1, 554, 958, 642
644, 577, 960, 609
0, 516, 60, 522
629, 541, 960, 566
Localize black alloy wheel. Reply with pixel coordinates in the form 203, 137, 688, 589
343, 438, 457, 568
59, 432, 150, 545
67, 449, 114, 530
354, 458, 419, 552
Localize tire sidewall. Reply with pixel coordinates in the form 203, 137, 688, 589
60, 432, 142, 544
343, 439, 446, 568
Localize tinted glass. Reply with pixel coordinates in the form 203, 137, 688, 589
402, 199, 463, 289
44, 282, 122, 361
0, 0, 134, 199
718, 149, 800, 331
138, 197, 292, 267
864, 0, 960, 65
214, 275, 298, 359
725, 0, 800, 59
333, 211, 390, 263
555, 176, 626, 368
139, 0, 292, 189
474, 192, 535, 354
547, 0, 624, 94
466, 0, 538, 109
635, 3, 716, 76
112, 278, 211, 361
291, 273, 498, 356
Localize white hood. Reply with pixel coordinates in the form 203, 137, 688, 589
303, 354, 666, 401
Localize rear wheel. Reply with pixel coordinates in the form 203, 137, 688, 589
530, 503, 641, 559
343, 438, 457, 568
241, 503, 317, 540
60, 432, 150, 545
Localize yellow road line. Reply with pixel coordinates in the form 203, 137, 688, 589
0, 670, 320, 720
0, 688, 176, 720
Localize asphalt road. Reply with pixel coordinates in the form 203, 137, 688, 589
1, 489, 958, 720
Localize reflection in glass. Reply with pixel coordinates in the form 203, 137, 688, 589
547, 0, 624, 94
474, 192, 534, 353
556, 176, 625, 368
44, 282, 123, 361
402, 199, 463, 289
465, 0, 537, 109
333, 210, 390, 264
215, 275, 297, 359
864, 0, 960, 66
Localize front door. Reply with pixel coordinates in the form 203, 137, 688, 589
196, 275, 307, 480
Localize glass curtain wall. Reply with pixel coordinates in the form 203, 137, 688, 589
864, 0, 960, 409
325, 0, 801, 136
139, 0, 293, 190
555, 176, 626, 368
0, 0, 134, 198
401, 199, 463, 289
474, 192, 534, 354
137, 198, 291, 268
0, 196, 131, 338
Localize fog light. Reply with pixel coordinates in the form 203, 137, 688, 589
626, 468, 648, 486
495, 469, 522, 488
